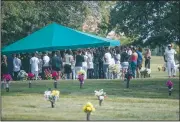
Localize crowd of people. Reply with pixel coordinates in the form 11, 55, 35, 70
1, 46, 153, 81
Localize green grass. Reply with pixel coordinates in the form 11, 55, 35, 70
1, 56, 180, 120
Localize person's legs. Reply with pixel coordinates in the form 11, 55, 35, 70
167, 61, 172, 77
131, 62, 136, 78
13, 71, 19, 81
136, 64, 140, 78
103, 64, 109, 79
75, 67, 82, 79
148, 59, 150, 69
145, 59, 148, 68
171, 60, 176, 76
82, 66, 87, 79
35, 71, 38, 80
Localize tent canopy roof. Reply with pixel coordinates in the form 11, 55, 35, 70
2, 22, 120, 54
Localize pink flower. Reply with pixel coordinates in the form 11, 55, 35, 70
52, 71, 59, 80
166, 80, 173, 87
3, 74, 12, 81
78, 74, 84, 83
28, 73, 34, 79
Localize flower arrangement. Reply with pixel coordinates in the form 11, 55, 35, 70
52, 71, 59, 88
83, 102, 95, 121
28, 73, 34, 80
157, 65, 162, 71
44, 89, 60, 108
44, 69, 52, 80
124, 67, 133, 88
166, 80, 173, 96
3, 74, 12, 82
18, 70, 28, 81
2, 74, 12, 92
52, 71, 59, 80
94, 89, 107, 106
77, 70, 86, 88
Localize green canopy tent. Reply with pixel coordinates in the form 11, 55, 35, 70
2, 22, 120, 54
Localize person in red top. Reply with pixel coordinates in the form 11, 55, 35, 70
130, 47, 138, 78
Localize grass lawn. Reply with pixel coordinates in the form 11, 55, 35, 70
1, 56, 180, 121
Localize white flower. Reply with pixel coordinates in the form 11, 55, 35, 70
99, 96, 104, 100
94, 89, 106, 97
44, 91, 51, 100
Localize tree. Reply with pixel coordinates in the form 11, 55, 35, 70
109, 1, 180, 47
1, 1, 87, 47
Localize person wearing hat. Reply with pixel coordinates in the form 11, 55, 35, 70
164, 44, 177, 78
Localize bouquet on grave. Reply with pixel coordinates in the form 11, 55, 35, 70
44, 89, 60, 108
94, 89, 107, 106
166, 80, 173, 96
77, 70, 86, 88
3, 74, 12, 82
52, 71, 59, 80
44, 69, 52, 80
17, 70, 28, 81
83, 102, 95, 121
28, 73, 35, 80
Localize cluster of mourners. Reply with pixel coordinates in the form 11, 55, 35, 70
1, 45, 155, 81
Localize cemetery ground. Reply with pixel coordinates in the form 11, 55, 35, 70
1, 56, 179, 120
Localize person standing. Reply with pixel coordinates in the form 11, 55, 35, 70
130, 47, 138, 78
38, 54, 43, 79
13, 54, 21, 81
42, 52, 50, 79
120, 48, 129, 80
64, 50, 73, 79
82, 51, 88, 79
93, 49, 100, 79
144, 48, 151, 68
7, 54, 14, 78
136, 47, 143, 78
103, 48, 112, 79
87, 50, 94, 79
30, 53, 39, 80
1, 55, 9, 80
75, 50, 84, 79
164, 44, 177, 78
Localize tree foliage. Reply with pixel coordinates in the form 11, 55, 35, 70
109, 1, 180, 47
1, 1, 86, 47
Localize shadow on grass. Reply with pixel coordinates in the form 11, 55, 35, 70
1, 78, 179, 100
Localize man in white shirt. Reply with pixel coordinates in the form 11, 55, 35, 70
13, 54, 21, 81
42, 52, 50, 79
103, 49, 112, 79
30, 53, 39, 80
164, 44, 177, 78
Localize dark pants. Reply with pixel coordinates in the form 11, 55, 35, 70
13, 71, 20, 81
87, 69, 94, 79
145, 59, 150, 68
94, 63, 99, 79
99, 62, 104, 78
